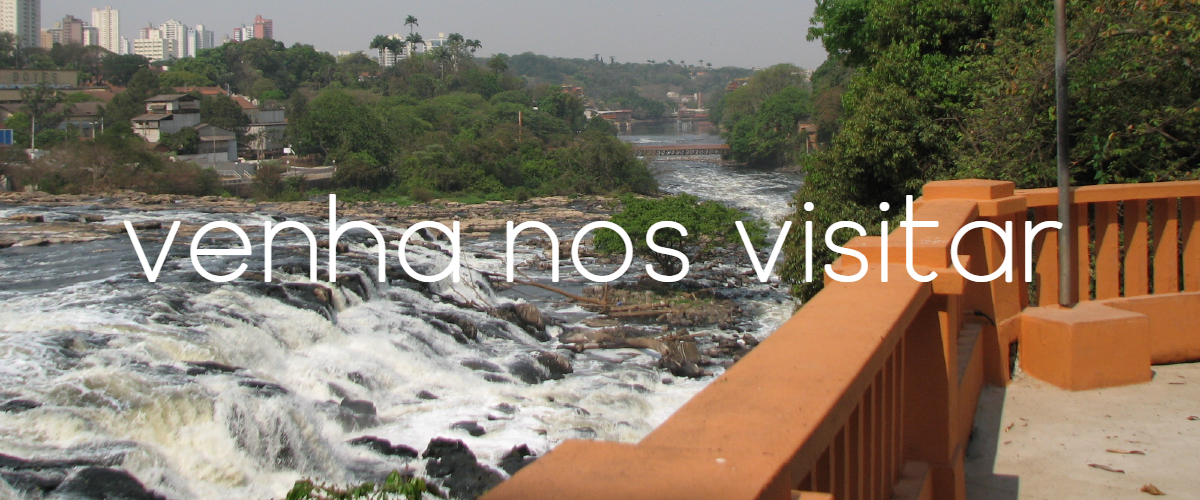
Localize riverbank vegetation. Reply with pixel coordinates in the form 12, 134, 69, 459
1, 32, 683, 200
711, 64, 815, 167
781, 0, 1200, 300
595, 194, 766, 277
508, 53, 753, 119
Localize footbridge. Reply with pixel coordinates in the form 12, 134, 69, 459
631, 144, 729, 156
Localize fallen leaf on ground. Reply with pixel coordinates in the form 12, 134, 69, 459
1088, 463, 1125, 474
1005, 422, 1015, 432
1189, 416, 1199, 421
1168, 382, 1185, 385
1106, 449, 1146, 455
1141, 484, 1165, 495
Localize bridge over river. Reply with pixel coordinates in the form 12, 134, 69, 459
631, 144, 729, 156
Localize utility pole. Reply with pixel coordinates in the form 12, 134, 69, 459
1055, 0, 1074, 307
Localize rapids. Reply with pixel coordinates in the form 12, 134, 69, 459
0, 124, 803, 499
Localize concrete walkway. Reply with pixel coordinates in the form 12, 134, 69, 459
966, 362, 1200, 500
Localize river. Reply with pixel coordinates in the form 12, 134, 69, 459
0, 124, 803, 500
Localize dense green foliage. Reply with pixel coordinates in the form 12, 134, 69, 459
782, 0, 1200, 300
284, 84, 655, 199
713, 64, 814, 167
3, 128, 220, 196
508, 52, 753, 113
285, 471, 431, 500
595, 194, 766, 276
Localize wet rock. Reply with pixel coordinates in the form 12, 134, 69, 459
347, 436, 418, 459
422, 438, 503, 500
450, 421, 486, 437
535, 351, 573, 379
498, 445, 537, 475
460, 359, 503, 373
416, 390, 439, 400
0, 469, 66, 495
337, 398, 380, 431
491, 403, 518, 415
488, 303, 551, 340
505, 359, 547, 385
184, 361, 241, 376
129, 221, 161, 231
481, 373, 512, 384
238, 380, 288, 397
81, 214, 105, 223
51, 467, 166, 500
0, 399, 42, 413
340, 398, 376, 416
14, 238, 49, 247
8, 214, 43, 223
336, 273, 371, 301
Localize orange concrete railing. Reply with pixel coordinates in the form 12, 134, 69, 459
480, 179, 1200, 500
1019, 181, 1200, 306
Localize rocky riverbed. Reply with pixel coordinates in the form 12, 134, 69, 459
0, 189, 795, 500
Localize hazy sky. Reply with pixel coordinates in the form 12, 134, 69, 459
45, 0, 828, 69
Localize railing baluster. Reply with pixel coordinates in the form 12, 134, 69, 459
1016, 209, 1031, 309
1034, 206, 1060, 305
1184, 197, 1200, 291
814, 447, 831, 492
865, 382, 877, 500
834, 428, 846, 500
896, 336, 904, 490
880, 354, 892, 499
873, 371, 884, 500
1152, 199, 1180, 294
1095, 202, 1121, 299
1076, 203, 1091, 300
1124, 200, 1150, 296
849, 405, 863, 500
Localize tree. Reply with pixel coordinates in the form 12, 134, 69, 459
405, 33, 424, 56
538, 91, 586, 131
594, 194, 766, 276
370, 35, 404, 63
487, 54, 509, 74
101, 53, 150, 86
159, 70, 215, 87
723, 86, 813, 167
332, 152, 394, 190
19, 83, 67, 148
199, 95, 251, 142
160, 127, 200, 154
405, 15, 419, 35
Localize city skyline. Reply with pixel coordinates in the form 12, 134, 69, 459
37, 0, 826, 69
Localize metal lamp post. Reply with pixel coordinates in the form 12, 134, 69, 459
1055, 0, 1074, 307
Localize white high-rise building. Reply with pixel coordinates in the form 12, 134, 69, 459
185, 27, 198, 57
0, 0, 40, 48
158, 19, 187, 58
194, 23, 214, 52
133, 35, 175, 62
90, 5, 119, 53
118, 35, 129, 54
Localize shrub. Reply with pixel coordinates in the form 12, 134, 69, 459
594, 193, 767, 276
411, 187, 436, 204
284, 471, 430, 500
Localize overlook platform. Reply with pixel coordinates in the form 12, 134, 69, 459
967, 362, 1200, 499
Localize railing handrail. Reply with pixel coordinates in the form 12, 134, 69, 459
483, 275, 930, 500
1016, 180, 1200, 207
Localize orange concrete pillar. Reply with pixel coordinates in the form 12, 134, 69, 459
921, 179, 1027, 386
1020, 303, 1152, 390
